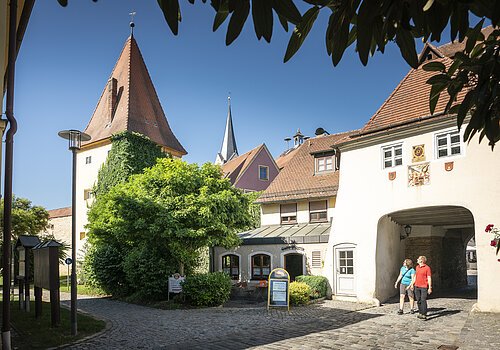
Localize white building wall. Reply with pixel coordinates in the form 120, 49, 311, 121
261, 204, 279, 226
75, 143, 112, 257
327, 122, 500, 311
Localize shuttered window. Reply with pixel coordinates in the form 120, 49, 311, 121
312, 251, 322, 268
309, 200, 328, 223
280, 203, 297, 224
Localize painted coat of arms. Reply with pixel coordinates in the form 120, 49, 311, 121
408, 163, 430, 186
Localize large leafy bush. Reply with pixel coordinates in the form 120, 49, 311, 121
86, 157, 251, 299
85, 244, 129, 296
181, 272, 232, 307
295, 275, 328, 299
289, 281, 311, 306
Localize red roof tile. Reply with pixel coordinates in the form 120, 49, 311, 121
275, 146, 300, 169
355, 27, 494, 138
257, 132, 356, 203
357, 57, 467, 136
48, 207, 72, 219
437, 26, 494, 58
83, 36, 186, 156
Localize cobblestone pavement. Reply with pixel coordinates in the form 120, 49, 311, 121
60, 290, 500, 350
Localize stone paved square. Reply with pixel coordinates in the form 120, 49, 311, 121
56, 290, 500, 350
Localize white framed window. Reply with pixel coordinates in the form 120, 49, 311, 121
382, 143, 403, 168
85, 156, 92, 164
435, 130, 462, 159
315, 156, 334, 173
258, 165, 269, 180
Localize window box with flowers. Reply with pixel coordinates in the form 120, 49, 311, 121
485, 224, 500, 260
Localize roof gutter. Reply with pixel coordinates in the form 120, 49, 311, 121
350, 112, 446, 139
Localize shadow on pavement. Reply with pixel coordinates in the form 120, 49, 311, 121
168, 303, 383, 350
426, 309, 461, 320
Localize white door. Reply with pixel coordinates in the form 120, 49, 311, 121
335, 248, 355, 295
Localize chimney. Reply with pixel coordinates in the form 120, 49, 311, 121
107, 78, 117, 123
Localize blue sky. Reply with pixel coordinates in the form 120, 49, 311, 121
11, 0, 420, 210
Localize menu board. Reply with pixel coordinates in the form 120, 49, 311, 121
267, 268, 290, 310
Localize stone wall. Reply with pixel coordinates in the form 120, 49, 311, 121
406, 236, 443, 290
406, 233, 468, 291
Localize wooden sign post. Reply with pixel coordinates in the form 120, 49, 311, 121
267, 268, 290, 311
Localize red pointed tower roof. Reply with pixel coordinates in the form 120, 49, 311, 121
83, 35, 187, 156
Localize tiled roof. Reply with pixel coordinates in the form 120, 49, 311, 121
83, 35, 186, 156
257, 132, 355, 203
356, 57, 467, 136
48, 207, 72, 219
437, 26, 493, 58
220, 144, 265, 185
275, 146, 300, 169
354, 27, 493, 138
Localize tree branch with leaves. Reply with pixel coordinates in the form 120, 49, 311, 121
57, 0, 500, 146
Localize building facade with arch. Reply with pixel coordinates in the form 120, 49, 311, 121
324, 39, 500, 311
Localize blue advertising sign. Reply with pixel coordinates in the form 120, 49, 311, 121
267, 268, 290, 311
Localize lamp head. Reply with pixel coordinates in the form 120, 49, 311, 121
58, 129, 91, 150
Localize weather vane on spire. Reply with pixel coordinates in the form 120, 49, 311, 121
129, 11, 136, 35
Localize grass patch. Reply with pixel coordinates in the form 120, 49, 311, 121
59, 276, 107, 296
5, 300, 106, 349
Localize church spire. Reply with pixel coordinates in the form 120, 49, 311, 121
215, 96, 238, 165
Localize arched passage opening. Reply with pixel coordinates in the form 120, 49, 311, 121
375, 205, 475, 303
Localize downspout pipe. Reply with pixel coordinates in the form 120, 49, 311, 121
2, 0, 18, 348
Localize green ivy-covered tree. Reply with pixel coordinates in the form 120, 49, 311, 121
94, 131, 168, 197
86, 159, 251, 299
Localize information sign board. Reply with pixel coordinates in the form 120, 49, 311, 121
168, 273, 185, 294
267, 268, 290, 311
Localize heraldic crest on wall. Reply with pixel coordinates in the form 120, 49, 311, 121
412, 144, 426, 163
408, 163, 430, 186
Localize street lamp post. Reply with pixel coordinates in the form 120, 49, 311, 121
58, 129, 90, 336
